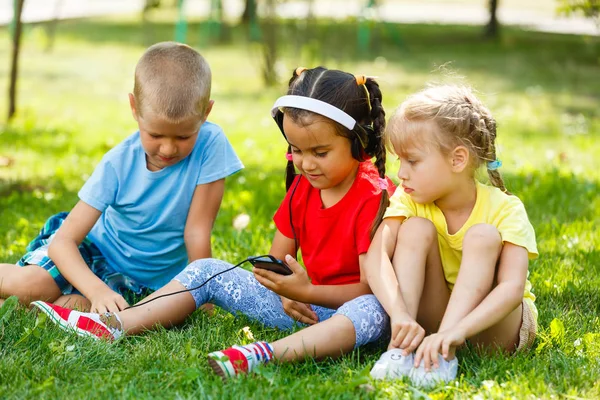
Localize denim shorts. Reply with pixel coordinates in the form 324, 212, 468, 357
17, 212, 153, 304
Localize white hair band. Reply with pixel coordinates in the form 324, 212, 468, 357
271, 95, 356, 130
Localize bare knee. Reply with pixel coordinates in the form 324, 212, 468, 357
398, 217, 437, 247
463, 224, 502, 255
0, 265, 60, 303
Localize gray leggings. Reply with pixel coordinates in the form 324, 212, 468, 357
174, 258, 389, 348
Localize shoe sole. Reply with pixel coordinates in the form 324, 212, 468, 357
207, 351, 236, 381
30, 301, 102, 340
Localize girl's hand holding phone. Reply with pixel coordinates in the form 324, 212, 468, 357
253, 254, 312, 302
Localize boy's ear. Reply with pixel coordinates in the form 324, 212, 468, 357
128, 93, 139, 122
203, 100, 215, 120
450, 145, 469, 172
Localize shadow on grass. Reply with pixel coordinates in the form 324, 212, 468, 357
534, 248, 600, 316
505, 169, 600, 225
1, 164, 598, 246
0, 124, 111, 158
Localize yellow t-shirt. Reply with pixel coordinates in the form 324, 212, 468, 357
384, 181, 538, 320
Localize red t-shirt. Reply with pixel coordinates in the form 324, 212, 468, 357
273, 162, 396, 286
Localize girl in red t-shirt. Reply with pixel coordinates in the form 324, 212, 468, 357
33, 67, 396, 378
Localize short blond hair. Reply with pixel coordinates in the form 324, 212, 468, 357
387, 85, 508, 193
133, 42, 211, 121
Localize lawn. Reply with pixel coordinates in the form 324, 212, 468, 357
0, 15, 599, 399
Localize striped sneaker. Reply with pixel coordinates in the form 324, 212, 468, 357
30, 301, 123, 341
208, 342, 273, 380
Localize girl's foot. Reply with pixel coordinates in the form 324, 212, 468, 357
370, 349, 414, 380
207, 341, 273, 380
30, 301, 123, 341
409, 355, 458, 387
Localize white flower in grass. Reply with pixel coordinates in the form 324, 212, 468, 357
242, 326, 255, 341
233, 213, 250, 231
482, 380, 496, 390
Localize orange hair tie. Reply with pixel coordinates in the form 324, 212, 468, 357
355, 75, 367, 85
295, 67, 307, 76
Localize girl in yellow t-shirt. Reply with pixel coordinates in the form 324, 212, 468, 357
366, 85, 538, 386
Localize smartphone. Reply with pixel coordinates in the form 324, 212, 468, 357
247, 255, 293, 276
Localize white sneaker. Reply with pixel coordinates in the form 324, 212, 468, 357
370, 349, 414, 380
409, 354, 458, 387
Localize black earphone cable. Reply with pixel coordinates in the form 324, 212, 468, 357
124, 259, 249, 309
288, 173, 301, 258
125, 162, 304, 310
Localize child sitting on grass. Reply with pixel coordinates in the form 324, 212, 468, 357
367, 85, 538, 386
0, 42, 243, 313
33, 67, 396, 379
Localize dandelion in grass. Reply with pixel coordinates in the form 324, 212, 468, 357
233, 213, 250, 231
242, 326, 255, 341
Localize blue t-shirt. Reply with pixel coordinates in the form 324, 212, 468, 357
78, 121, 243, 289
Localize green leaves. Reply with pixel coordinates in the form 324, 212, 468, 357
16, 310, 47, 345
550, 318, 566, 344
0, 296, 19, 325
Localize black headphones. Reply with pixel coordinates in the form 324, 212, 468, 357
272, 109, 373, 162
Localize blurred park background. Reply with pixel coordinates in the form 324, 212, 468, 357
0, 0, 599, 398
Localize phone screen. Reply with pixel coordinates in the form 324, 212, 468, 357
248, 255, 293, 276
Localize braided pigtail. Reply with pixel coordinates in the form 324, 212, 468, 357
480, 114, 511, 194
285, 144, 297, 190
365, 78, 390, 239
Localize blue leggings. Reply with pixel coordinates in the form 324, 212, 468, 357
174, 258, 389, 348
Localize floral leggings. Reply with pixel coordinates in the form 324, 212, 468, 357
174, 258, 389, 348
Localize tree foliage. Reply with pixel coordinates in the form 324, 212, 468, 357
558, 0, 600, 29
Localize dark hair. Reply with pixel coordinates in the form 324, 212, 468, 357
283, 67, 388, 238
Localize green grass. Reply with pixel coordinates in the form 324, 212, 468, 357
1, 16, 599, 399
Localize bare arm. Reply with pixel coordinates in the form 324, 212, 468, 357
300, 254, 372, 309
453, 242, 528, 338
414, 242, 529, 367
256, 230, 370, 312
48, 201, 128, 312
265, 231, 318, 324
184, 179, 225, 262
364, 217, 410, 318
267, 229, 298, 262
256, 229, 372, 310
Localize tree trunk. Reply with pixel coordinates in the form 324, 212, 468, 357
262, 0, 277, 86
484, 0, 499, 38
240, 0, 257, 25
44, 0, 63, 52
8, 0, 25, 121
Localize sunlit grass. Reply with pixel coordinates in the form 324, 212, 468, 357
0, 16, 599, 399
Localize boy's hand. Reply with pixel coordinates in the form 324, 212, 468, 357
253, 255, 312, 302
90, 287, 129, 313
414, 327, 466, 371
280, 296, 318, 325
389, 312, 425, 354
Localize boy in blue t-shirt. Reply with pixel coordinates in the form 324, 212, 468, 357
0, 42, 243, 313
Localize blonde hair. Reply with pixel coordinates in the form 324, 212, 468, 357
387, 85, 508, 193
133, 42, 211, 122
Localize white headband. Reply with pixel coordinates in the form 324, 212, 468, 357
271, 95, 356, 130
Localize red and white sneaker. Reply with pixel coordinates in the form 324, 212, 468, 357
30, 301, 123, 341
208, 342, 273, 380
